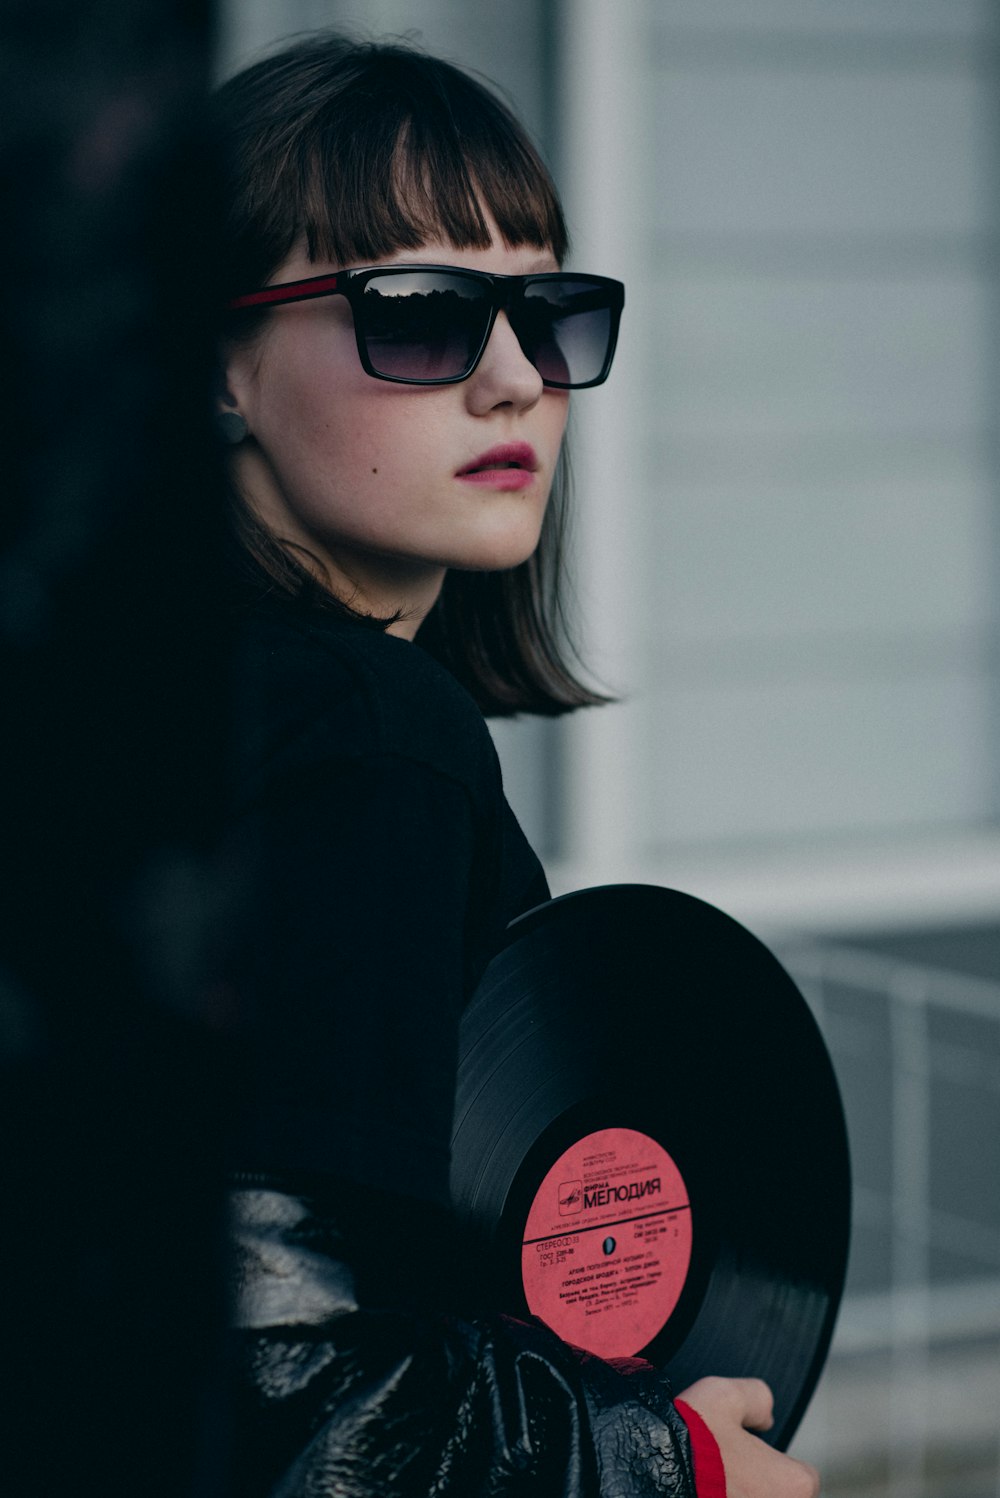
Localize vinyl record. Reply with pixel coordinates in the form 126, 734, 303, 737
450, 884, 850, 1451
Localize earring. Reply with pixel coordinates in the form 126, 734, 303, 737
216, 410, 249, 445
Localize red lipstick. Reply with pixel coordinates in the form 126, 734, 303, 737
456, 442, 538, 490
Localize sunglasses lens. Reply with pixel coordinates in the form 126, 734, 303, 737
358, 272, 488, 381
353, 270, 620, 386
518, 278, 617, 387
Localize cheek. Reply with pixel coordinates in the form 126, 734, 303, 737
317, 393, 444, 495
252, 319, 354, 434
537, 393, 570, 475
262, 375, 448, 538
253, 343, 374, 482
257, 325, 404, 447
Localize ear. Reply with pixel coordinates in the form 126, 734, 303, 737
214, 353, 243, 415
214, 354, 250, 444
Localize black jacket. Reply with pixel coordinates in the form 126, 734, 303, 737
227, 602, 700, 1496
230, 1181, 698, 1497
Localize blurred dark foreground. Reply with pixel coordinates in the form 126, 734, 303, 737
0, 1, 236, 1492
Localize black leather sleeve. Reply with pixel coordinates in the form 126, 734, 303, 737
229, 1183, 699, 1498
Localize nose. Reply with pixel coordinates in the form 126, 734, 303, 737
464, 310, 544, 415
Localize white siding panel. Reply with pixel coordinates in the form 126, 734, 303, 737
647, 459, 994, 646
651, 2, 994, 43
653, 68, 987, 242
644, 669, 994, 847
654, 275, 988, 441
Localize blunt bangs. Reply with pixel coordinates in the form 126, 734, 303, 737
217, 37, 567, 301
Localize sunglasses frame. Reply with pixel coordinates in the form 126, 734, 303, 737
226, 264, 625, 389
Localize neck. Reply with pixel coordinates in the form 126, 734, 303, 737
335, 551, 445, 639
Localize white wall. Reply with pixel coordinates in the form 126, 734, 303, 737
554, 0, 1000, 927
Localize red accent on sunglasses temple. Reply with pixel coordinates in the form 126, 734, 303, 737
227, 273, 343, 312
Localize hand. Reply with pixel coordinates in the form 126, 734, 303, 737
677, 1377, 819, 1498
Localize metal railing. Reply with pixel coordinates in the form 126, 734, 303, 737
778, 942, 1000, 1498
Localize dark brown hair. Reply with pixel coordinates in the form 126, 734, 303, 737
216, 33, 606, 715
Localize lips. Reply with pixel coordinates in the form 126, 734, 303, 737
456, 441, 538, 477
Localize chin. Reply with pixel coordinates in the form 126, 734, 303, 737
448, 543, 540, 574
447, 521, 545, 574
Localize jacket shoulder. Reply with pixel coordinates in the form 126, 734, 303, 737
234, 606, 498, 800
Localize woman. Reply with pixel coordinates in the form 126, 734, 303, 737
217, 34, 819, 1498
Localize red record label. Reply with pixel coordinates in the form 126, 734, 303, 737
520, 1126, 692, 1358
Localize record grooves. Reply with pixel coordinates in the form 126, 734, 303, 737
450, 884, 850, 1451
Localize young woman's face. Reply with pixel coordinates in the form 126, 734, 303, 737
222, 226, 570, 634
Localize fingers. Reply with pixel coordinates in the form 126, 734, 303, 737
679, 1374, 775, 1432
676, 1376, 820, 1498
727, 1377, 774, 1433
798, 1460, 821, 1498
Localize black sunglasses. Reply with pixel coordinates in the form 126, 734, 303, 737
226, 264, 625, 389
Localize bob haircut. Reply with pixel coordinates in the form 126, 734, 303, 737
216, 33, 606, 716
